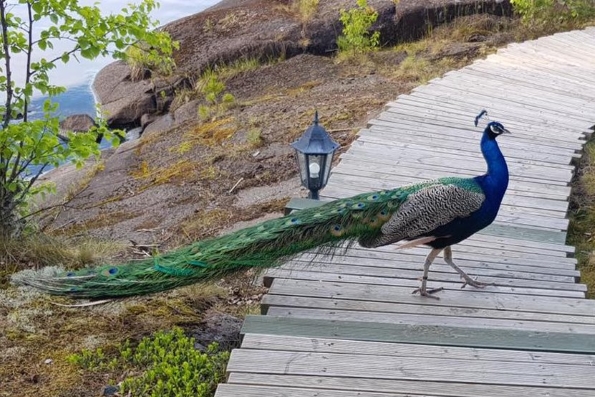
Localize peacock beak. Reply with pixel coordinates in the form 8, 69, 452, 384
502, 128, 511, 135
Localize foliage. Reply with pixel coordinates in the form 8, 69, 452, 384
337, 0, 381, 54
126, 39, 180, 81
196, 70, 236, 121
296, 0, 319, 22
510, 0, 595, 26
69, 327, 230, 397
568, 140, 595, 298
0, 0, 176, 237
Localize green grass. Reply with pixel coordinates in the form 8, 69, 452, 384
567, 140, 595, 298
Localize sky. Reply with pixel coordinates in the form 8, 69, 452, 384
3, 0, 221, 91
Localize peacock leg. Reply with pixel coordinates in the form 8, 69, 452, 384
443, 246, 496, 289
412, 248, 444, 299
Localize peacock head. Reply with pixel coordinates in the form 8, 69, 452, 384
485, 122, 511, 140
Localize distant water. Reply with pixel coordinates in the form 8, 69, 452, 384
30, 83, 97, 120
29, 0, 221, 119
21, 0, 221, 175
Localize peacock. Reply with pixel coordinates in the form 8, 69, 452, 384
17, 111, 510, 299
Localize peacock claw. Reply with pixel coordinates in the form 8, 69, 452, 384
412, 286, 444, 299
460, 276, 495, 290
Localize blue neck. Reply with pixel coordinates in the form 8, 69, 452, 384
476, 131, 509, 202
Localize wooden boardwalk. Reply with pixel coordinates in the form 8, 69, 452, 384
216, 28, 595, 396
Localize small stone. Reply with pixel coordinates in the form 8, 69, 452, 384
194, 342, 207, 352
44, 359, 53, 365
102, 385, 119, 396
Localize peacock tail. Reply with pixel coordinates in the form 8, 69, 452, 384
18, 176, 484, 299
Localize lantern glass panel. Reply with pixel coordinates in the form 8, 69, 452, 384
295, 151, 308, 186
309, 155, 324, 190
322, 152, 334, 185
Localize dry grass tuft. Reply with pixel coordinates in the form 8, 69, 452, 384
0, 236, 125, 288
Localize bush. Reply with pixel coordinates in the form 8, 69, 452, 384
337, 0, 381, 54
510, 0, 595, 26
69, 327, 230, 397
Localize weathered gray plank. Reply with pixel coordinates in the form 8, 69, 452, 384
262, 294, 594, 323
266, 279, 592, 314
241, 334, 595, 364
274, 261, 587, 297
225, 373, 595, 397
294, 250, 578, 275
226, 348, 595, 387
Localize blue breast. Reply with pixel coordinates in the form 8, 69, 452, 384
428, 129, 509, 249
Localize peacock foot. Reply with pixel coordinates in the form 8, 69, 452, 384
460, 276, 496, 290
412, 286, 444, 299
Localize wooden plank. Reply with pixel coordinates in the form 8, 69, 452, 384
335, 153, 572, 196
225, 373, 595, 397
335, 156, 572, 200
356, 129, 576, 171
241, 316, 595, 354
386, 96, 593, 131
368, 119, 583, 157
430, 76, 595, 120
295, 248, 578, 273
262, 293, 594, 323
241, 334, 595, 364
286, 256, 579, 281
463, 232, 574, 254
380, 100, 590, 153
266, 307, 595, 334
368, 116, 584, 152
369, 116, 581, 161
403, 89, 594, 136
489, 52, 595, 86
266, 279, 593, 314
324, 185, 570, 231
226, 348, 595, 387
264, 269, 585, 298
389, 87, 593, 129
477, 223, 567, 245
216, 384, 432, 397
375, 109, 586, 145
368, 113, 585, 153
329, 168, 570, 213
266, 267, 583, 299
462, 64, 595, 101
296, 244, 579, 270
350, 137, 575, 178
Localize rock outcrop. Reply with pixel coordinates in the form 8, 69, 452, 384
59, 114, 97, 132
93, 0, 511, 131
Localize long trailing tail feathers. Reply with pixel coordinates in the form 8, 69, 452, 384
16, 186, 416, 299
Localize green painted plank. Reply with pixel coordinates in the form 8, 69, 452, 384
284, 197, 325, 215
242, 315, 595, 354
479, 223, 568, 245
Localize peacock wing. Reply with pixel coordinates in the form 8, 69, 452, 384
360, 181, 485, 248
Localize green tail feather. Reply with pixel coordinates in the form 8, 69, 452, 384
19, 178, 473, 299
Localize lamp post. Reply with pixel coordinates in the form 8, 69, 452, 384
291, 111, 340, 200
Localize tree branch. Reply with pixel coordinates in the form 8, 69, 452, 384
0, 0, 14, 129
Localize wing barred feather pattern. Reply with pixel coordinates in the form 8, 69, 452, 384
359, 183, 485, 248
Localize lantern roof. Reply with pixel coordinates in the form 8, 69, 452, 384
291, 111, 339, 155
